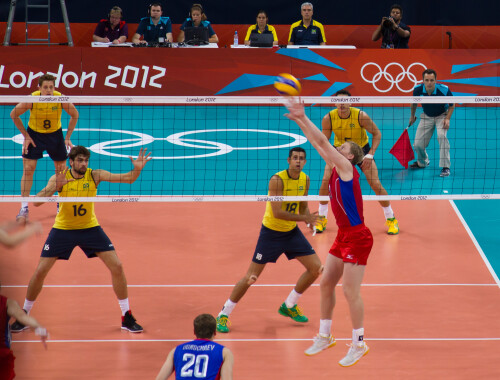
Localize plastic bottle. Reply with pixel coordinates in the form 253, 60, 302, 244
234, 31, 238, 47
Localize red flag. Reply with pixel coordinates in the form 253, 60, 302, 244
389, 129, 414, 169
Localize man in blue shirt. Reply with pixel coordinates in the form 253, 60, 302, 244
409, 69, 455, 177
288, 2, 326, 45
155, 314, 233, 380
371, 4, 411, 48
132, 3, 172, 45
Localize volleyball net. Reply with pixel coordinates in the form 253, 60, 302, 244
0, 95, 499, 202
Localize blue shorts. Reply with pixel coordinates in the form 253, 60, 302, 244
252, 225, 315, 264
23, 128, 67, 161
41, 226, 114, 259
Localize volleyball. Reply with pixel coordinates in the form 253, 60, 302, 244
274, 73, 302, 96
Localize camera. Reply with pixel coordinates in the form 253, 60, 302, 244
383, 16, 394, 28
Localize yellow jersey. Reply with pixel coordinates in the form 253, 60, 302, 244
262, 170, 307, 232
28, 90, 62, 133
329, 107, 369, 147
53, 168, 99, 230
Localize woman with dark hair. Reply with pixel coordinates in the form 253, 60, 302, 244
244, 10, 278, 46
178, 4, 218, 43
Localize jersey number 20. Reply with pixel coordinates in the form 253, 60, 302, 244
180, 353, 209, 378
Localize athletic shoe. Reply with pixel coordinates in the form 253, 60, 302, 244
16, 207, 29, 223
409, 161, 429, 169
314, 216, 327, 233
216, 314, 230, 333
386, 218, 399, 235
440, 167, 451, 177
304, 334, 336, 356
121, 310, 143, 333
10, 310, 29, 333
278, 303, 308, 323
338, 343, 369, 367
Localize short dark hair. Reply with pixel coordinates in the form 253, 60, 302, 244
68, 146, 91, 161
194, 314, 217, 339
422, 68, 437, 79
334, 89, 351, 97
150, 2, 163, 11
390, 4, 403, 13
38, 74, 56, 87
289, 146, 306, 159
256, 10, 268, 18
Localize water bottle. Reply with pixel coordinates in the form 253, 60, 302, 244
234, 31, 238, 47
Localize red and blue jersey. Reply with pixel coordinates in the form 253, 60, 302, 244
329, 166, 364, 228
173, 339, 224, 380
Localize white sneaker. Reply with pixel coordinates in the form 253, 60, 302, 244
338, 343, 369, 367
304, 334, 336, 356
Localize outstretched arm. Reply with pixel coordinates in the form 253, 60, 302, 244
155, 348, 175, 380
93, 148, 152, 185
7, 299, 48, 348
285, 98, 353, 180
33, 168, 74, 207
0, 222, 42, 248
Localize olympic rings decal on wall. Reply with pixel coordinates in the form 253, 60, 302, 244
360, 62, 427, 93
2, 128, 307, 159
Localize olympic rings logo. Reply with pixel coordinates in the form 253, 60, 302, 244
2, 128, 307, 159
360, 62, 427, 93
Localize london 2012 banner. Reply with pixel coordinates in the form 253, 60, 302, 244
0, 47, 498, 96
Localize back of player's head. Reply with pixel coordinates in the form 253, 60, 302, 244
347, 141, 364, 165
193, 314, 217, 339
69, 146, 91, 161
422, 68, 437, 79
38, 74, 56, 87
334, 89, 351, 97
289, 146, 306, 159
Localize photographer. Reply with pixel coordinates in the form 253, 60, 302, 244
372, 4, 410, 48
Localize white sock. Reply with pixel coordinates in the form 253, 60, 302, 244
382, 205, 394, 219
353, 327, 365, 346
21, 202, 28, 209
318, 203, 329, 218
319, 319, 332, 337
23, 299, 35, 314
285, 289, 301, 308
219, 299, 237, 317
118, 298, 130, 316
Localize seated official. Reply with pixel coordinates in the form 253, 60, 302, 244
244, 10, 278, 46
93, 6, 128, 44
132, 2, 172, 45
178, 3, 218, 44
288, 2, 326, 45
372, 3, 411, 48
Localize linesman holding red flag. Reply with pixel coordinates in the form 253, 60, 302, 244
315, 89, 399, 235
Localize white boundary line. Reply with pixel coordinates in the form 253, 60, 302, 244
450, 200, 500, 287
2, 283, 497, 288
12, 337, 500, 344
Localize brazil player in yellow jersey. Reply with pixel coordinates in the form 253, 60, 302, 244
216, 147, 323, 333
314, 89, 399, 235
10, 73, 79, 224
9, 146, 152, 333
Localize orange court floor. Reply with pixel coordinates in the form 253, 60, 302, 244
1, 200, 499, 379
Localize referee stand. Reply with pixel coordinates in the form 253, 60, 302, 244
3, 0, 74, 46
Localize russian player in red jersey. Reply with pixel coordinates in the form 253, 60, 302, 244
285, 98, 373, 367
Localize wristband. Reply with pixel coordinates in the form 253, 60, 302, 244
364, 154, 374, 160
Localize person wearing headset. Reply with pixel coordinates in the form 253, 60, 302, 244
93, 6, 128, 44
177, 3, 218, 44
132, 2, 173, 45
